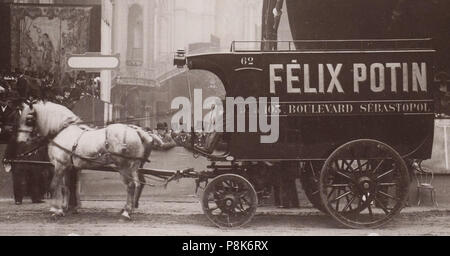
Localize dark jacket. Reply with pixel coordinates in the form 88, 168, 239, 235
0, 101, 18, 144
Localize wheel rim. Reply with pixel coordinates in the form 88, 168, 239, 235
202, 174, 258, 228
319, 140, 410, 229
300, 161, 328, 213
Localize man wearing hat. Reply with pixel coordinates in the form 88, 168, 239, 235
0, 86, 23, 204
152, 122, 176, 150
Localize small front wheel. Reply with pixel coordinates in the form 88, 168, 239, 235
201, 174, 258, 228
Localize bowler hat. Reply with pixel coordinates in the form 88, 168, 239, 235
156, 122, 165, 130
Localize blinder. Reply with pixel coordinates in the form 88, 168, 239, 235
24, 99, 37, 128
25, 113, 36, 127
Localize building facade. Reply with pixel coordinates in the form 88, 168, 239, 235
106, 0, 263, 128
3, 0, 263, 128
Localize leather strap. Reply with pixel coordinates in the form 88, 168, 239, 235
70, 130, 87, 166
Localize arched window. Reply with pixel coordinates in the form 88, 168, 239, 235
127, 4, 143, 66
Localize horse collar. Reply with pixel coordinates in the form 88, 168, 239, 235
71, 130, 87, 167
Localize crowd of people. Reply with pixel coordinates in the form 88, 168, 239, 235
0, 69, 102, 205
0, 69, 101, 109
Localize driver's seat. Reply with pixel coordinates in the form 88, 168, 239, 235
196, 131, 222, 154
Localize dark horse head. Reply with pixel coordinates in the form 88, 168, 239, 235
16, 75, 44, 102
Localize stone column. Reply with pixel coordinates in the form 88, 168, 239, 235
142, 0, 149, 70
101, 0, 114, 123
113, 0, 128, 73
147, 0, 155, 70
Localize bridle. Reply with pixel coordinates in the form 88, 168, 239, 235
17, 99, 38, 135
17, 127, 34, 134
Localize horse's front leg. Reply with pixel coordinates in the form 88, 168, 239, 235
49, 165, 66, 217
61, 173, 70, 213
67, 169, 81, 213
133, 172, 145, 209
120, 174, 136, 220
74, 170, 82, 212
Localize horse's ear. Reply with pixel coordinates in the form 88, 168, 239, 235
25, 97, 37, 110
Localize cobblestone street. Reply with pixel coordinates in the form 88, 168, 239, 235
1, 198, 450, 236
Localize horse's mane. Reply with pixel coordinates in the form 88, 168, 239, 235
32, 101, 81, 137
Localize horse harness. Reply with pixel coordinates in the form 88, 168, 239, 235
64, 124, 151, 167
69, 124, 139, 167
70, 127, 90, 166
19, 119, 151, 168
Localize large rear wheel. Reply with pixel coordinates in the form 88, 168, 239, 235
319, 139, 410, 229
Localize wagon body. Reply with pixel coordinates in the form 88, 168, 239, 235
183, 39, 436, 161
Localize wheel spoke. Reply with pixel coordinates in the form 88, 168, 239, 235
335, 170, 353, 181
367, 203, 374, 220
378, 182, 397, 187
335, 188, 341, 211
356, 159, 362, 172
371, 159, 385, 174
241, 196, 251, 206
377, 190, 399, 201
356, 161, 369, 172
331, 190, 352, 203
327, 187, 336, 200
338, 160, 345, 170
237, 190, 249, 198
310, 162, 319, 181
326, 183, 351, 188
344, 190, 355, 211
224, 180, 233, 188
376, 168, 395, 181
343, 160, 355, 172
208, 206, 220, 212
236, 203, 246, 212
374, 197, 390, 215
342, 195, 356, 212
214, 189, 225, 196
210, 196, 226, 203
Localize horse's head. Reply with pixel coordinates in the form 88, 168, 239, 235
17, 100, 81, 143
17, 101, 37, 143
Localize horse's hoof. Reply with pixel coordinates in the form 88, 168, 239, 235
120, 210, 131, 221
49, 213, 63, 221
52, 212, 65, 217
49, 207, 58, 213
50, 208, 65, 217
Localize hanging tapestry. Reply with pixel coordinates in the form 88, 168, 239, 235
10, 5, 92, 81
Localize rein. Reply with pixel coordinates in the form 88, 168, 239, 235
18, 111, 152, 165
16, 136, 49, 158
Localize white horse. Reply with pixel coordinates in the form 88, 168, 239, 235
16, 101, 156, 220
